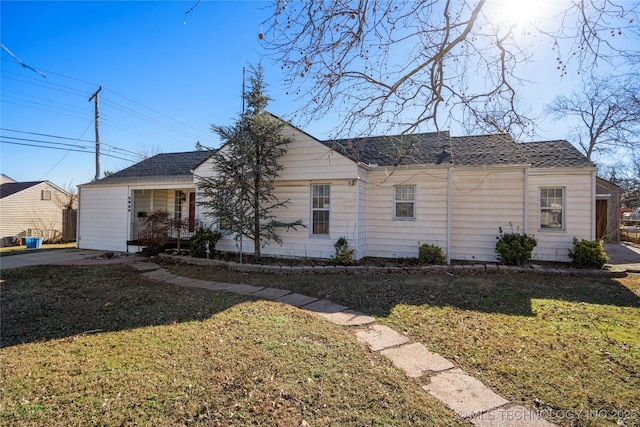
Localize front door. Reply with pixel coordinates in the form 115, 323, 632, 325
595, 199, 607, 240
189, 192, 196, 232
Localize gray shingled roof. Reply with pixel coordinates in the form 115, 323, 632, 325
324, 132, 452, 166
518, 140, 594, 168
83, 151, 212, 186
324, 133, 594, 168
81, 133, 593, 187
0, 181, 44, 199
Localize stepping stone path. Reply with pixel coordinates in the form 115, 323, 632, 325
128, 261, 556, 426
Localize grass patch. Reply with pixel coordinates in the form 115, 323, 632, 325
164, 261, 640, 426
0, 264, 462, 426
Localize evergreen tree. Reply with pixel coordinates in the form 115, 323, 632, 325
198, 64, 303, 259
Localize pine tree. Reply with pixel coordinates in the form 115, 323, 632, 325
197, 64, 303, 259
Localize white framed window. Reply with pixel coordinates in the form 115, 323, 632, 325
540, 187, 564, 230
41, 190, 51, 200
311, 184, 330, 235
394, 185, 416, 219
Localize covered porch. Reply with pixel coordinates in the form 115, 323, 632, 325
128, 187, 198, 250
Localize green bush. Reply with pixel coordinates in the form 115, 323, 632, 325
418, 243, 446, 264
568, 238, 609, 269
190, 226, 222, 258
331, 237, 355, 266
495, 228, 537, 266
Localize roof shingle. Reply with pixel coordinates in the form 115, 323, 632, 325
85, 151, 212, 185
324, 133, 594, 168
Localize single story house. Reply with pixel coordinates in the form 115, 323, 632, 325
0, 177, 76, 246
77, 120, 598, 263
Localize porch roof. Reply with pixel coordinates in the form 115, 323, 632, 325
80, 151, 212, 186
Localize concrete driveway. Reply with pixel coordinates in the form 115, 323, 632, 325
0, 249, 145, 270
604, 242, 640, 273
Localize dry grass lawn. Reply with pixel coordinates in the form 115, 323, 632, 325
1, 264, 463, 426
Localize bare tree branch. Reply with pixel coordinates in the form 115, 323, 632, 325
263, 0, 639, 138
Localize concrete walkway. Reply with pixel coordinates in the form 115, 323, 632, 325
128, 259, 556, 426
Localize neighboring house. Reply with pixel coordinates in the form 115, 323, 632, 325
0, 178, 76, 246
77, 120, 597, 263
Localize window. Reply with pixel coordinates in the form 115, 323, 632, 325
41, 190, 51, 200
540, 188, 564, 230
311, 184, 330, 235
394, 185, 416, 219
174, 191, 185, 219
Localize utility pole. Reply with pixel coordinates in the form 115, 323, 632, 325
89, 86, 102, 181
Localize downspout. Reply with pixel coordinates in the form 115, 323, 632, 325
591, 170, 596, 240
523, 167, 529, 234
446, 166, 452, 264
354, 178, 360, 260
76, 187, 82, 248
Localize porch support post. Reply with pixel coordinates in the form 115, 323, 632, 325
127, 186, 133, 252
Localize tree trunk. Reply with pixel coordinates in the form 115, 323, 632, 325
253, 174, 261, 259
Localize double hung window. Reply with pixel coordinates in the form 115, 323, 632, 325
540, 188, 564, 230
394, 185, 416, 219
311, 184, 330, 235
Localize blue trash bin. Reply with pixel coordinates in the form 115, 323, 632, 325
25, 237, 43, 249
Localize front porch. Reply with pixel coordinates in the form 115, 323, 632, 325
127, 188, 198, 252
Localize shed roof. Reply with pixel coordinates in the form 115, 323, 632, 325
82, 151, 212, 186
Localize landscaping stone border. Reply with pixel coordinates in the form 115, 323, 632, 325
157, 253, 627, 277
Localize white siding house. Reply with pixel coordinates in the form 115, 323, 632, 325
0, 179, 75, 245
77, 118, 597, 263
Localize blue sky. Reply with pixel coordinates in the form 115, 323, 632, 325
1, 0, 308, 187
0, 1, 631, 188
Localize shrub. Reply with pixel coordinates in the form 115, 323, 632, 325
568, 238, 609, 269
190, 226, 222, 258
495, 228, 537, 266
331, 237, 355, 266
418, 243, 446, 264
139, 210, 171, 255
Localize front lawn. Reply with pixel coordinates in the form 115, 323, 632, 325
164, 261, 640, 427
0, 264, 462, 426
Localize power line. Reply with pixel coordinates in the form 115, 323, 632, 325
0, 140, 137, 163
39, 119, 94, 180
2, 73, 89, 97
3, 67, 211, 141
0, 128, 144, 158
3, 63, 214, 144
2, 88, 90, 114
1, 127, 97, 144
1, 99, 92, 121
102, 98, 208, 141
104, 87, 210, 139
1, 135, 91, 150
